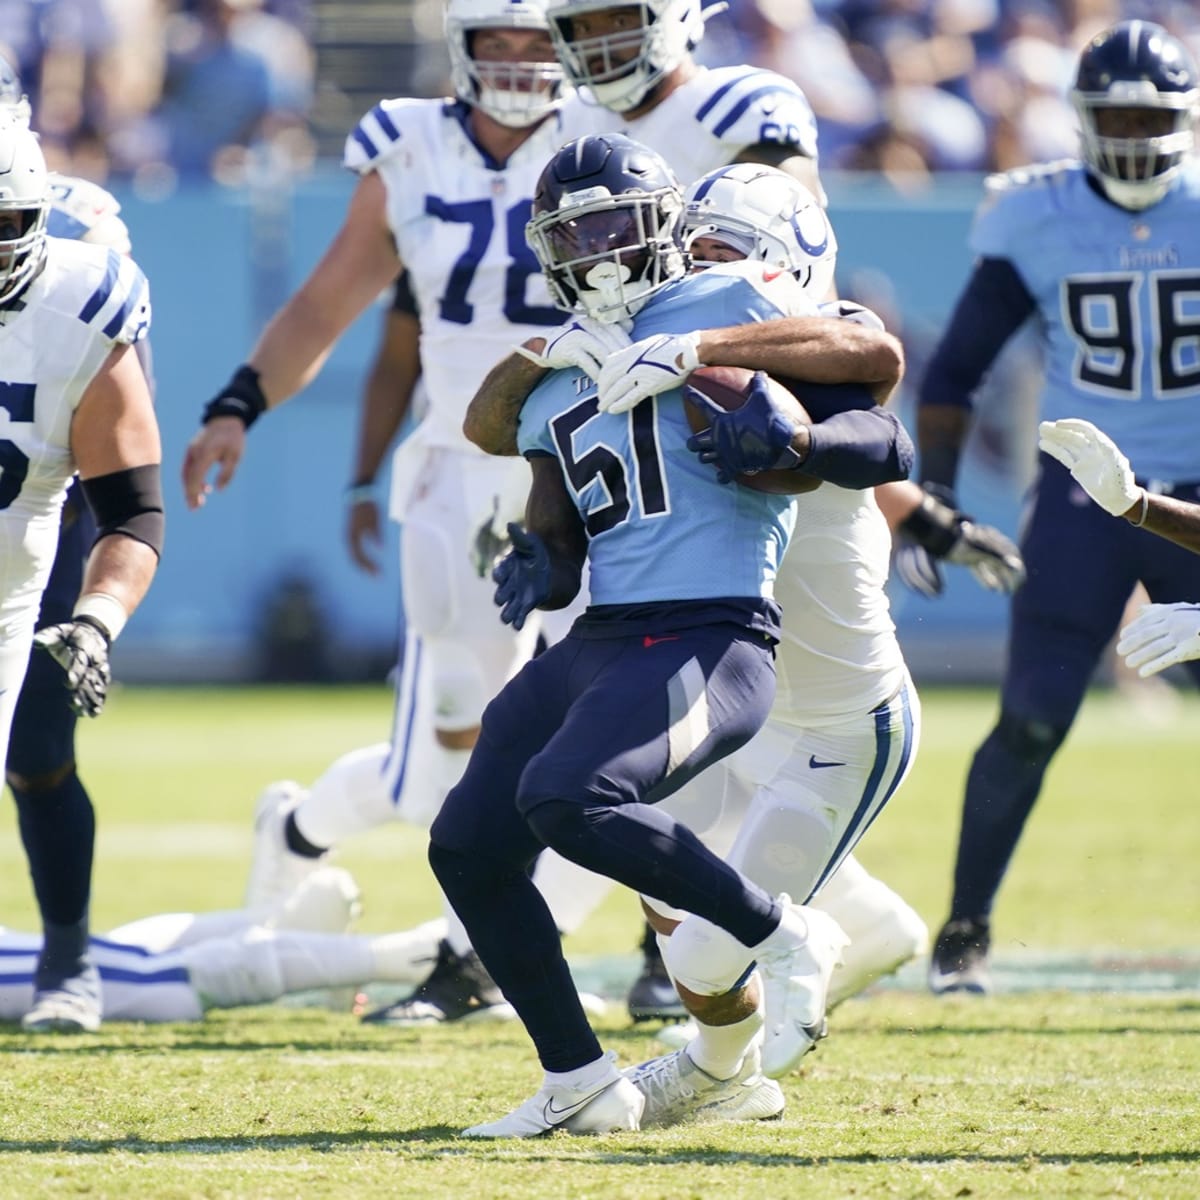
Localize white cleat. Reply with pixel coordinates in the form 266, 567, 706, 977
21, 988, 101, 1034
626, 1041, 784, 1129
243, 781, 326, 910
756, 899, 849, 1079
463, 1053, 644, 1138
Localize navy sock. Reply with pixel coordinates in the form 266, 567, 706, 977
13, 770, 94, 927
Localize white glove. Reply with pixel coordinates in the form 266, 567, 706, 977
515, 315, 632, 380
1116, 602, 1200, 678
1037, 418, 1142, 517
596, 330, 703, 414
34, 618, 113, 717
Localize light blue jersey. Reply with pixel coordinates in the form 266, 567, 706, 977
519, 270, 797, 607
973, 159, 1200, 481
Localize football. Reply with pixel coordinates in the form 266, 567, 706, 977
683, 365, 821, 494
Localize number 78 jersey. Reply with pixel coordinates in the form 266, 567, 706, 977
344, 98, 609, 450
973, 159, 1200, 482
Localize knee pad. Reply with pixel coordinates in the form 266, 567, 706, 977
429, 641, 490, 733
995, 709, 1068, 768
662, 914, 755, 997
723, 785, 838, 903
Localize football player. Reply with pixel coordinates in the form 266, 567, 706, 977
429, 133, 891, 1137
915, 21, 1200, 994
0, 868, 449, 1024
0, 117, 163, 1032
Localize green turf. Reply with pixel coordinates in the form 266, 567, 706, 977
1, 684, 1198, 1197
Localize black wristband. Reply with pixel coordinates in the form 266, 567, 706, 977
899, 489, 963, 558
202, 365, 268, 429
72, 613, 113, 648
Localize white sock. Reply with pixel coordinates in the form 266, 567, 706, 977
433, 742, 473, 798
686, 1006, 763, 1080
545, 1053, 615, 1092
292, 743, 393, 849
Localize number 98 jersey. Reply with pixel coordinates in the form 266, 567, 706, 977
972, 158, 1200, 483
344, 97, 608, 450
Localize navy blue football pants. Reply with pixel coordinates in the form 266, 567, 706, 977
951, 455, 1200, 920
429, 621, 782, 1072
6, 494, 96, 937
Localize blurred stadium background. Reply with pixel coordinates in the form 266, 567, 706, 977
6, 0, 1200, 684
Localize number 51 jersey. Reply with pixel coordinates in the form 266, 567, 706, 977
972, 158, 1200, 483
0, 237, 150, 636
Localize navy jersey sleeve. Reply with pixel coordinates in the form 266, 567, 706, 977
800, 404, 913, 489
918, 256, 1037, 412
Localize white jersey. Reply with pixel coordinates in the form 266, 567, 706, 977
343, 97, 607, 450
772, 483, 905, 727
621, 65, 819, 184
0, 238, 151, 641
47, 174, 133, 254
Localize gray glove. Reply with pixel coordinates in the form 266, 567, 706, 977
896, 487, 1025, 598
34, 616, 112, 717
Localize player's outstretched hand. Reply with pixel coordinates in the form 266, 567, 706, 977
1038, 418, 1143, 517
946, 521, 1026, 593
492, 524, 552, 631
516, 316, 632, 380
685, 371, 799, 484
598, 331, 702, 414
471, 501, 513, 580
34, 618, 112, 717
182, 417, 246, 511
1117, 602, 1200, 678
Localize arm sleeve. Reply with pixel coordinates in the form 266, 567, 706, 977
918, 256, 1036, 412
800, 405, 913, 490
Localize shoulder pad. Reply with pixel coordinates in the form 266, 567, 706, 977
818, 299, 885, 331
47, 175, 132, 254
693, 67, 817, 158
983, 159, 1078, 198
343, 98, 427, 172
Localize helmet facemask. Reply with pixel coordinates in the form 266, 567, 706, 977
527, 184, 687, 322
1074, 90, 1197, 210
445, 1, 565, 128
548, 0, 705, 114
0, 125, 49, 305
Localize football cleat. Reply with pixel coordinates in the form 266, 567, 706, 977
243, 781, 327, 911
928, 917, 992, 996
627, 922, 688, 1023
361, 939, 515, 1025
625, 1041, 784, 1129
22, 965, 102, 1033
463, 1052, 644, 1138
756, 900, 849, 1078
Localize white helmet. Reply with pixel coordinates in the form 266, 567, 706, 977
683, 163, 837, 296
0, 122, 49, 303
445, 0, 565, 128
0, 52, 31, 127
547, 0, 708, 114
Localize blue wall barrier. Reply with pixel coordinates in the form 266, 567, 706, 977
107, 168, 1023, 682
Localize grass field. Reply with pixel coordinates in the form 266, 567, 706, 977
1, 683, 1198, 1198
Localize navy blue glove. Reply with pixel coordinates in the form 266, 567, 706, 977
685, 371, 802, 485
492, 523, 552, 630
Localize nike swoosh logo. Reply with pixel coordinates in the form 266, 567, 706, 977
643, 635, 681, 648
543, 1083, 611, 1123
808, 755, 845, 770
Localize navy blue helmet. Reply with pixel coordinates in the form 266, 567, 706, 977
1072, 20, 1199, 209
525, 133, 687, 323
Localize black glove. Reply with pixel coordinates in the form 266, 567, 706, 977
470, 502, 514, 580
895, 486, 1025, 598
492, 524, 552, 630
685, 372, 802, 484
33, 616, 112, 717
